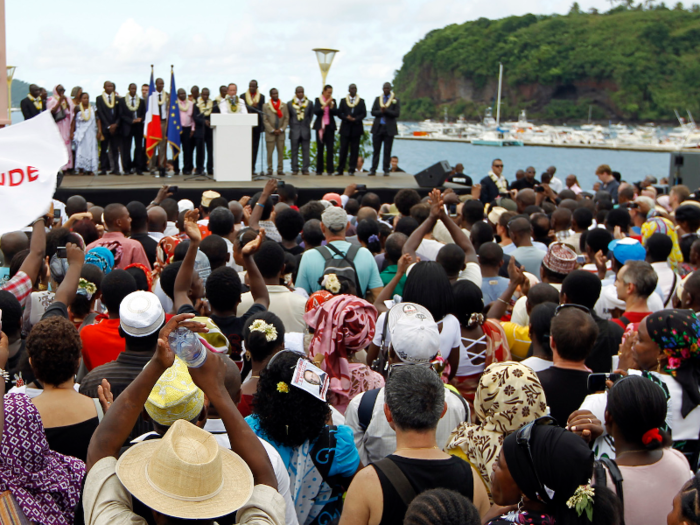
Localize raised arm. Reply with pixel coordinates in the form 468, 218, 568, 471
147, 185, 173, 209
173, 210, 201, 311
487, 257, 525, 320
437, 204, 477, 263
249, 178, 277, 231
19, 216, 48, 286
53, 242, 84, 307
402, 188, 442, 259
242, 229, 270, 309
373, 253, 413, 314
86, 313, 207, 472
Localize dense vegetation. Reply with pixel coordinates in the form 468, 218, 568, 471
11, 79, 30, 108
394, 4, 700, 122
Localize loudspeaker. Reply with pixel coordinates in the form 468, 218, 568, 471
413, 160, 452, 188
669, 152, 700, 190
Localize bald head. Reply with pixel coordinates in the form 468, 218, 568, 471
65, 195, 88, 216
0, 232, 28, 265
147, 206, 168, 233
357, 206, 378, 223
515, 189, 536, 212
228, 201, 243, 223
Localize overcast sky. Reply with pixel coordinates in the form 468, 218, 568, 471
8, 0, 614, 102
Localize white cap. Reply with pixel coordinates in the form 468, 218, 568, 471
178, 199, 195, 213
120, 291, 165, 337
388, 303, 440, 364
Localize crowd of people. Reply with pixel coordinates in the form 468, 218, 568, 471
20, 80, 403, 179
1, 159, 700, 525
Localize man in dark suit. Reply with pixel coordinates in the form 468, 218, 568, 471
336, 83, 366, 176
287, 86, 314, 175
194, 88, 219, 175
313, 84, 338, 175
370, 82, 401, 176
243, 80, 266, 174
96, 81, 121, 175
20, 84, 42, 120
119, 83, 146, 174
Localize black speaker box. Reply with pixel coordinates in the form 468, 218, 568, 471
414, 160, 452, 188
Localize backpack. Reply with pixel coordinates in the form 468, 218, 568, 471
316, 244, 363, 296
594, 457, 625, 525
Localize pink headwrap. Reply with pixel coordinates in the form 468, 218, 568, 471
304, 295, 377, 401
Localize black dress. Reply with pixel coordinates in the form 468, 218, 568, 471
44, 417, 99, 462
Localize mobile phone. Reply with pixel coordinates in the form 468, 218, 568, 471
57, 246, 67, 258
271, 194, 280, 205
587, 372, 623, 393
356, 184, 367, 191
277, 180, 285, 188
448, 204, 458, 215
168, 186, 178, 194
54, 209, 61, 219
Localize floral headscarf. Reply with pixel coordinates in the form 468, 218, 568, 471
641, 217, 683, 270
154, 235, 183, 276
0, 394, 85, 525
646, 309, 700, 417
446, 362, 547, 497
124, 263, 153, 291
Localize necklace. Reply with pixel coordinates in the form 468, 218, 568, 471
80, 104, 92, 122
345, 95, 360, 108
227, 95, 239, 112
28, 93, 42, 110
379, 91, 395, 108
124, 95, 140, 112
245, 90, 261, 107
394, 446, 440, 452
292, 97, 308, 120
318, 94, 333, 108
101, 92, 115, 109
177, 99, 191, 112
250, 375, 260, 379
197, 99, 214, 117
156, 91, 166, 105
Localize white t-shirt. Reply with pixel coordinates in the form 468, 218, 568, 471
457, 262, 482, 288
521, 356, 553, 373
373, 312, 461, 359
416, 238, 445, 261
594, 282, 665, 320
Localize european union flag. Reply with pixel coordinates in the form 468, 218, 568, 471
166, 68, 182, 160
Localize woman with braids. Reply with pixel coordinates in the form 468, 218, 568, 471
617, 309, 700, 467
446, 362, 547, 499
404, 489, 480, 525
449, 280, 511, 401
247, 350, 361, 525
668, 473, 700, 525
487, 419, 621, 525
239, 311, 286, 417
305, 294, 383, 413
602, 375, 692, 525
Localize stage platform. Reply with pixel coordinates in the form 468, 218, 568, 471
55, 171, 454, 207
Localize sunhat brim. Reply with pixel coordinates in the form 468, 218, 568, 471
115, 439, 254, 520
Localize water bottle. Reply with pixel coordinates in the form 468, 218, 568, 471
168, 327, 207, 368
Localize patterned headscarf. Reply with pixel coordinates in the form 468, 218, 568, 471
124, 263, 153, 291
154, 235, 183, 276
303, 295, 377, 403
646, 309, 700, 417
642, 217, 683, 270
446, 362, 547, 497
85, 246, 114, 274
0, 394, 85, 525
305, 290, 334, 313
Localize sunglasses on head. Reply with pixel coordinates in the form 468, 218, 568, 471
386, 361, 436, 380
515, 415, 558, 504
554, 303, 590, 316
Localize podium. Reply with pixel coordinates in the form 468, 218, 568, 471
211, 113, 258, 182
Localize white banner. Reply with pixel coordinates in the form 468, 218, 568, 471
0, 112, 67, 235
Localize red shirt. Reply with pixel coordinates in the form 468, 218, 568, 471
80, 314, 125, 371
612, 311, 651, 329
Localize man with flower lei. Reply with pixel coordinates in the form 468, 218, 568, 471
194, 88, 220, 175
312, 84, 338, 175
262, 88, 289, 176
119, 82, 147, 174
244, 80, 266, 173
95, 80, 122, 175
369, 81, 401, 176
172, 88, 196, 176
20, 84, 43, 120
336, 83, 367, 176
219, 83, 248, 115
288, 86, 314, 175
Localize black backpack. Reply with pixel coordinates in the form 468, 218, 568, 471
316, 244, 363, 297
594, 457, 625, 525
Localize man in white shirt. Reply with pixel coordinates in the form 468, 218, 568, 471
237, 240, 307, 332
345, 303, 468, 465
219, 83, 248, 114
646, 232, 680, 308
546, 165, 564, 193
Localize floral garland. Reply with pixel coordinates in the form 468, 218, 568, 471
54, 96, 68, 110
345, 95, 360, 108
80, 104, 92, 122
379, 91, 396, 108
77, 278, 97, 300
318, 94, 333, 108
101, 91, 116, 109
124, 95, 140, 112
28, 94, 42, 111
249, 319, 278, 342
197, 99, 214, 117
177, 99, 191, 112
156, 91, 167, 106
292, 97, 309, 121
321, 273, 341, 294
245, 90, 261, 107
227, 95, 240, 113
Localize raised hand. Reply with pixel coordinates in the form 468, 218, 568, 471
97, 379, 113, 413
183, 209, 201, 243
242, 228, 267, 256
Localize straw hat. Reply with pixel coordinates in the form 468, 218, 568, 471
116, 419, 254, 519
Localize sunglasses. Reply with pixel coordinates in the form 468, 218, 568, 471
554, 303, 590, 316
515, 416, 558, 504
386, 361, 436, 380
493, 164, 504, 168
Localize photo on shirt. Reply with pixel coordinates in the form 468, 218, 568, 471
291, 358, 329, 401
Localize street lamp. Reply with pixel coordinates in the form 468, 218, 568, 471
7, 65, 15, 116
312, 48, 339, 89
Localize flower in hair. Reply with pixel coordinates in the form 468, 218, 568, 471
368, 234, 380, 244
277, 381, 289, 393
566, 481, 595, 521
77, 278, 97, 300
249, 319, 278, 342
321, 273, 341, 294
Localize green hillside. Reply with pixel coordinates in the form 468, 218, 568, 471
11, 78, 30, 108
394, 4, 700, 122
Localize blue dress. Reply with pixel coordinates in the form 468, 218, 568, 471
247, 415, 360, 525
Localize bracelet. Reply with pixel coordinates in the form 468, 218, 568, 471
497, 298, 509, 305
0, 368, 9, 383
255, 203, 265, 208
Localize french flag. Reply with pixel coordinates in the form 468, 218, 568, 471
144, 67, 163, 159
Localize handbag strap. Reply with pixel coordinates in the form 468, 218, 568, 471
373, 457, 417, 508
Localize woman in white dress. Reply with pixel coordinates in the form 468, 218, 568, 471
70, 92, 98, 175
